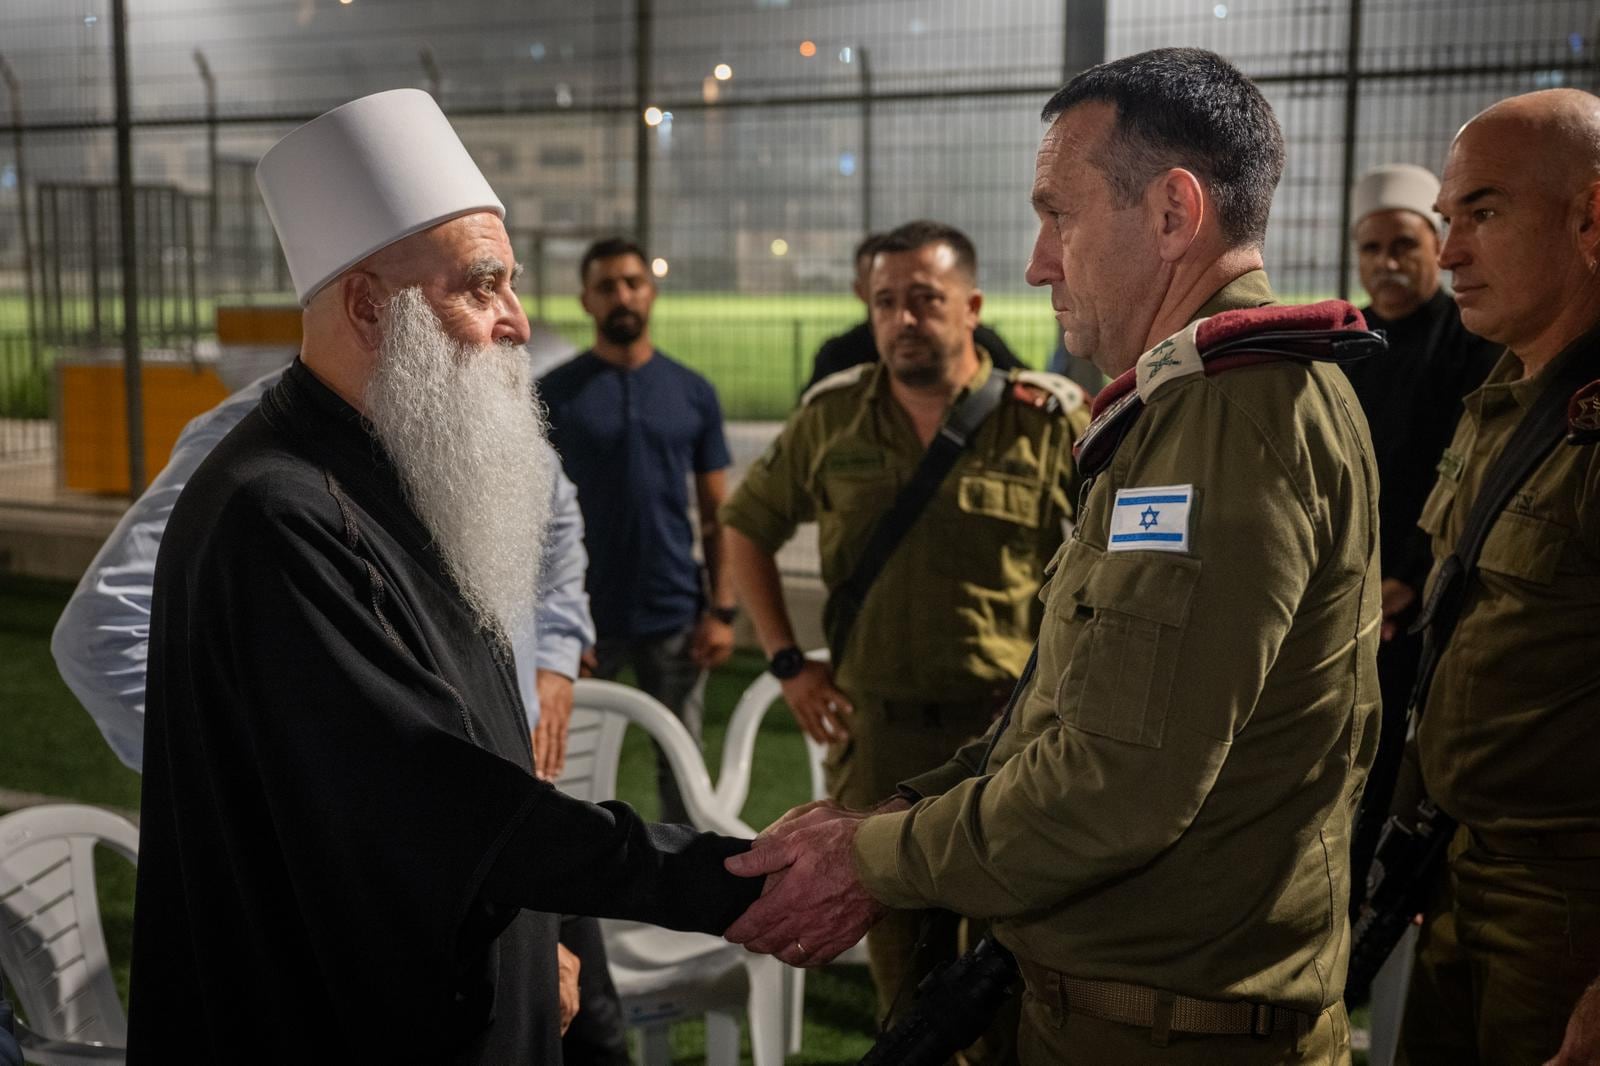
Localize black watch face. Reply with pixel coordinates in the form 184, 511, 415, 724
770, 648, 804, 679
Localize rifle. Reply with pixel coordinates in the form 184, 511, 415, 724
858, 936, 1019, 1066
1344, 798, 1455, 1007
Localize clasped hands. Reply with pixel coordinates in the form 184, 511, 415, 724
722, 796, 909, 967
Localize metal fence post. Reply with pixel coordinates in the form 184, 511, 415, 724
113, 0, 145, 494
634, 0, 653, 249
859, 46, 872, 236
1336, 0, 1365, 302
194, 50, 218, 298
0, 56, 40, 372
1062, 0, 1107, 84
792, 318, 804, 394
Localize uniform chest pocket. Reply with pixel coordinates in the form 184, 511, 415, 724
1477, 510, 1570, 584
823, 471, 897, 513
955, 473, 1042, 529
1053, 550, 1200, 748
1417, 475, 1458, 538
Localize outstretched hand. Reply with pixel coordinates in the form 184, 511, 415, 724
1546, 979, 1600, 1066
723, 807, 887, 968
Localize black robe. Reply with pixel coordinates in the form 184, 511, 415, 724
129, 359, 760, 1063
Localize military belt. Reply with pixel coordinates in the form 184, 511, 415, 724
1017, 959, 1314, 1040
1470, 827, 1600, 860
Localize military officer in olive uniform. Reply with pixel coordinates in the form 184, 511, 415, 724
724, 49, 1381, 1066
1391, 88, 1600, 1066
722, 218, 1089, 1027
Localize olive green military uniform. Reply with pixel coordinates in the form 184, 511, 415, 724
853, 272, 1380, 1064
1396, 330, 1600, 1066
721, 350, 1089, 1026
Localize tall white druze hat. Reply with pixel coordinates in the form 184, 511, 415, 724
1349, 163, 1442, 237
256, 89, 504, 305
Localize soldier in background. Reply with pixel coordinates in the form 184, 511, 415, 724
803, 231, 1026, 393
725, 218, 1087, 1043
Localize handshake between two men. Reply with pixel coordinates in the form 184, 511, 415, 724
722, 795, 912, 968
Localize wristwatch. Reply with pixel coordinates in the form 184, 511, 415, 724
768, 645, 806, 680
708, 604, 739, 625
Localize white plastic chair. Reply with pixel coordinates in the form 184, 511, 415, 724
1365, 923, 1417, 1066
716, 650, 869, 983
0, 804, 136, 1065
715, 650, 832, 817
560, 679, 793, 1066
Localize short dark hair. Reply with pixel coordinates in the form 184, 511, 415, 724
874, 220, 978, 283
852, 231, 886, 268
1040, 48, 1284, 249
579, 237, 648, 284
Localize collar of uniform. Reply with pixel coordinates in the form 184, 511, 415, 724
1092, 270, 1277, 418
1478, 316, 1600, 414
1194, 268, 1276, 318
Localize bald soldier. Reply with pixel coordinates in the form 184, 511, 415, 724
723, 48, 1383, 1064
1388, 89, 1600, 1066
128, 91, 760, 1062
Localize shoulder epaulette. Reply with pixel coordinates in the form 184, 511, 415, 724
1009, 369, 1085, 416
1569, 379, 1600, 444
1134, 320, 1208, 403
799, 362, 872, 407
1075, 300, 1385, 476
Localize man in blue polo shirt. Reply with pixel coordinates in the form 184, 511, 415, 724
539, 237, 738, 824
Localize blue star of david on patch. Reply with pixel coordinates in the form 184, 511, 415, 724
1110, 484, 1193, 553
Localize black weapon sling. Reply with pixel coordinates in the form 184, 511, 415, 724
1407, 336, 1600, 715
826, 370, 1007, 669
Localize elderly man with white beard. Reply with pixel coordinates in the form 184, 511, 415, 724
126, 91, 762, 1064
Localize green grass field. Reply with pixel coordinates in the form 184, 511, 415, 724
1, 284, 1349, 421
0, 291, 1067, 421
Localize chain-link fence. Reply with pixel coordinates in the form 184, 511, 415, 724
1, 0, 1597, 503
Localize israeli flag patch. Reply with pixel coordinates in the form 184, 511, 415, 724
1109, 484, 1193, 553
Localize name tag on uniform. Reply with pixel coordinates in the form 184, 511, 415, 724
1108, 485, 1193, 553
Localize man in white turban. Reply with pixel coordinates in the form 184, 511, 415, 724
127, 90, 761, 1063
1339, 164, 1499, 905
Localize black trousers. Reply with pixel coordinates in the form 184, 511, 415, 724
560, 915, 631, 1066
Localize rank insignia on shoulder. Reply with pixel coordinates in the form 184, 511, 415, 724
799, 362, 872, 407
1135, 320, 1207, 403
1108, 484, 1193, 553
1010, 370, 1086, 415
1569, 379, 1600, 445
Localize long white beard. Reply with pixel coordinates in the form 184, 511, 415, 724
364, 287, 554, 650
